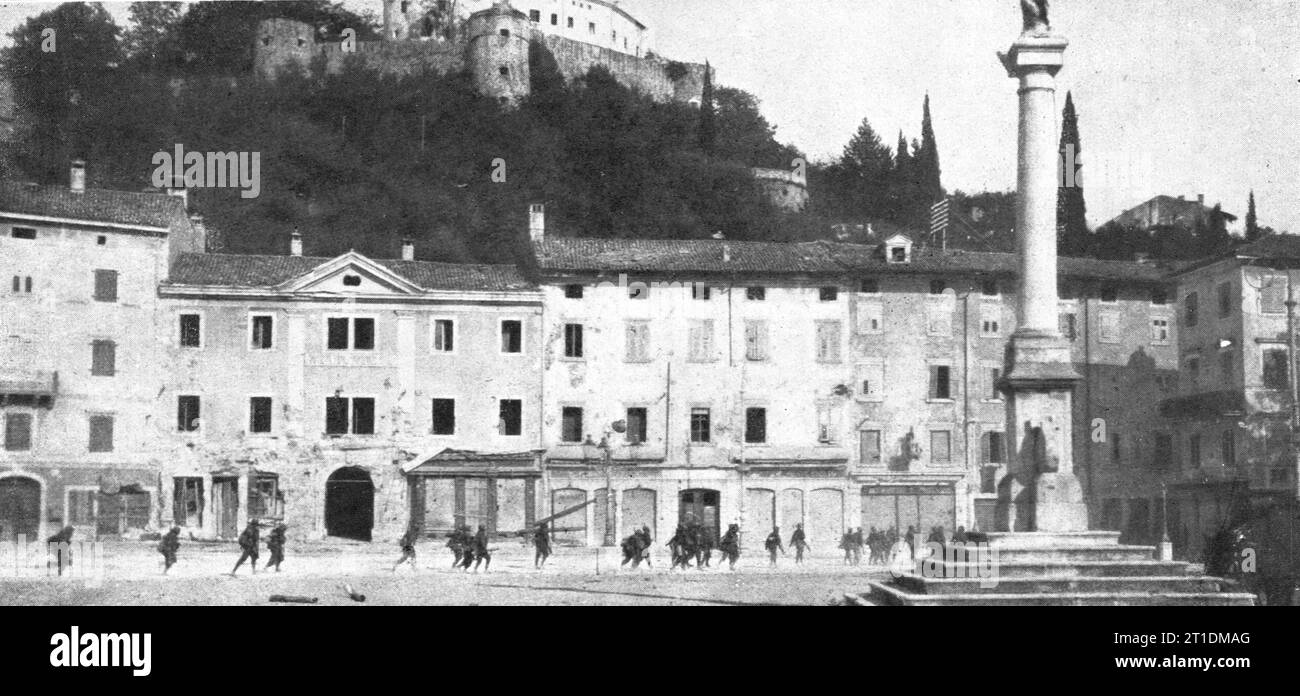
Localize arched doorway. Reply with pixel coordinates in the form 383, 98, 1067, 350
325, 467, 374, 541
679, 489, 720, 541
0, 476, 41, 544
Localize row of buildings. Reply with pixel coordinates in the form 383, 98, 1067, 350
1, 165, 1296, 559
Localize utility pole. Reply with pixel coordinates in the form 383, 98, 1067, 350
603, 434, 615, 547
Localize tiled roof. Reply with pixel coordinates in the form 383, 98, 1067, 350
533, 236, 1175, 282
1235, 234, 1300, 260
532, 237, 843, 273
167, 253, 535, 292
0, 181, 188, 230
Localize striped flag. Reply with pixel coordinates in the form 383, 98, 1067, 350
930, 198, 950, 246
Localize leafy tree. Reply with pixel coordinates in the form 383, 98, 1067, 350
839, 117, 893, 218
710, 87, 800, 169
1056, 92, 1089, 256
123, 2, 184, 73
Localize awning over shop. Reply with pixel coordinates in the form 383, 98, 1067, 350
403, 448, 542, 477
0, 370, 58, 406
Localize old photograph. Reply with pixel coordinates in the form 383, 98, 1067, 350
0, 0, 1295, 626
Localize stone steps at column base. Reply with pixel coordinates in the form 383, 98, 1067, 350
917, 560, 1199, 578
861, 581, 1256, 606
896, 574, 1227, 595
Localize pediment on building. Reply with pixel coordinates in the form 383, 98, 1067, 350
276, 251, 423, 296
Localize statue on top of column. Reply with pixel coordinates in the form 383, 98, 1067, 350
1020, 0, 1050, 34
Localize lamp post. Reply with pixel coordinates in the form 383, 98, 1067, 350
584, 433, 616, 547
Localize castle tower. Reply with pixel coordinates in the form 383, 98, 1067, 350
466, 1, 532, 105
382, 0, 417, 41
252, 18, 316, 80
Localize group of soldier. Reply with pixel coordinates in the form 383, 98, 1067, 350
223, 519, 288, 576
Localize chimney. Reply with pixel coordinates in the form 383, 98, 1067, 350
722, 243, 731, 263
401, 239, 415, 261
1198, 193, 1205, 207
70, 159, 86, 193
188, 214, 208, 253
529, 203, 545, 242
290, 230, 303, 256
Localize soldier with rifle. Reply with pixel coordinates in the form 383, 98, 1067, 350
533, 522, 552, 569
229, 519, 261, 576
158, 526, 181, 575
764, 526, 785, 567
790, 523, 809, 565
719, 524, 741, 570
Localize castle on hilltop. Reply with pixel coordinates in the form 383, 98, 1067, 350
253, 0, 711, 106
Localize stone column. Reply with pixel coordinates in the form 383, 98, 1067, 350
996, 28, 1088, 533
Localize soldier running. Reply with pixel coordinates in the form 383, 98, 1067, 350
158, 526, 181, 574
470, 524, 491, 572
47, 525, 74, 576
637, 525, 653, 567
447, 525, 469, 568
790, 523, 809, 564
533, 522, 553, 569
718, 524, 741, 570
266, 523, 288, 572
852, 527, 865, 566
764, 526, 785, 567
229, 519, 261, 576
392, 524, 418, 572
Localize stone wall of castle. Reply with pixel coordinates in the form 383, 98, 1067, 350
539, 33, 708, 103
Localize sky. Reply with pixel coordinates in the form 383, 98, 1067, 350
0, 0, 1296, 232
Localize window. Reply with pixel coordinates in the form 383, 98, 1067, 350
1261, 276, 1286, 313
692, 283, 711, 301
744, 320, 768, 361
174, 478, 204, 527
815, 320, 841, 363
1060, 312, 1078, 341
626, 407, 647, 444
499, 28, 510, 37
177, 396, 201, 432
499, 66, 510, 77
628, 282, 647, 300
568, 17, 574, 28
11, 226, 35, 239
249, 397, 272, 434
69, 490, 95, 525
625, 321, 649, 362
588, 21, 596, 34
561, 407, 583, 443
1184, 292, 1198, 327
327, 318, 375, 350
1262, 347, 1288, 389
856, 362, 883, 401
342, 275, 362, 287
745, 407, 767, 444
930, 431, 952, 464
981, 279, 998, 296
1153, 433, 1172, 468
820, 286, 839, 302
690, 408, 711, 443
1189, 434, 1201, 468
859, 279, 880, 294
564, 284, 584, 299
1151, 288, 1168, 305
980, 307, 1001, 337
431, 319, 454, 353
856, 302, 882, 334
1111, 433, 1122, 466
91, 340, 116, 376
929, 279, 947, 295
528, 9, 540, 21
927, 302, 951, 336
859, 430, 882, 465
248, 475, 282, 519
1221, 430, 1236, 467
431, 399, 455, 435
1100, 285, 1118, 303
1217, 282, 1233, 317
563, 323, 583, 358
11, 275, 32, 293
987, 367, 1003, 400
179, 313, 201, 348
889, 247, 908, 263
325, 397, 374, 435
93, 269, 118, 302
1151, 317, 1169, 343
1099, 312, 1120, 343
929, 365, 952, 400
88, 415, 113, 452
688, 319, 714, 362
251, 315, 274, 350
551, 13, 558, 25
4, 413, 32, 451
746, 286, 766, 301
502, 320, 523, 354
499, 399, 522, 436
816, 403, 839, 444
983, 432, 1006, 464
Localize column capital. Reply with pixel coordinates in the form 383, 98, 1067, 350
998, 34, 1069, 78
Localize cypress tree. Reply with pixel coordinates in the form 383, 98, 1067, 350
1245, 190, 1261, 242
1056, 92, 1090, 256
916, 94, 943, 203
698, 60, 715, 153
